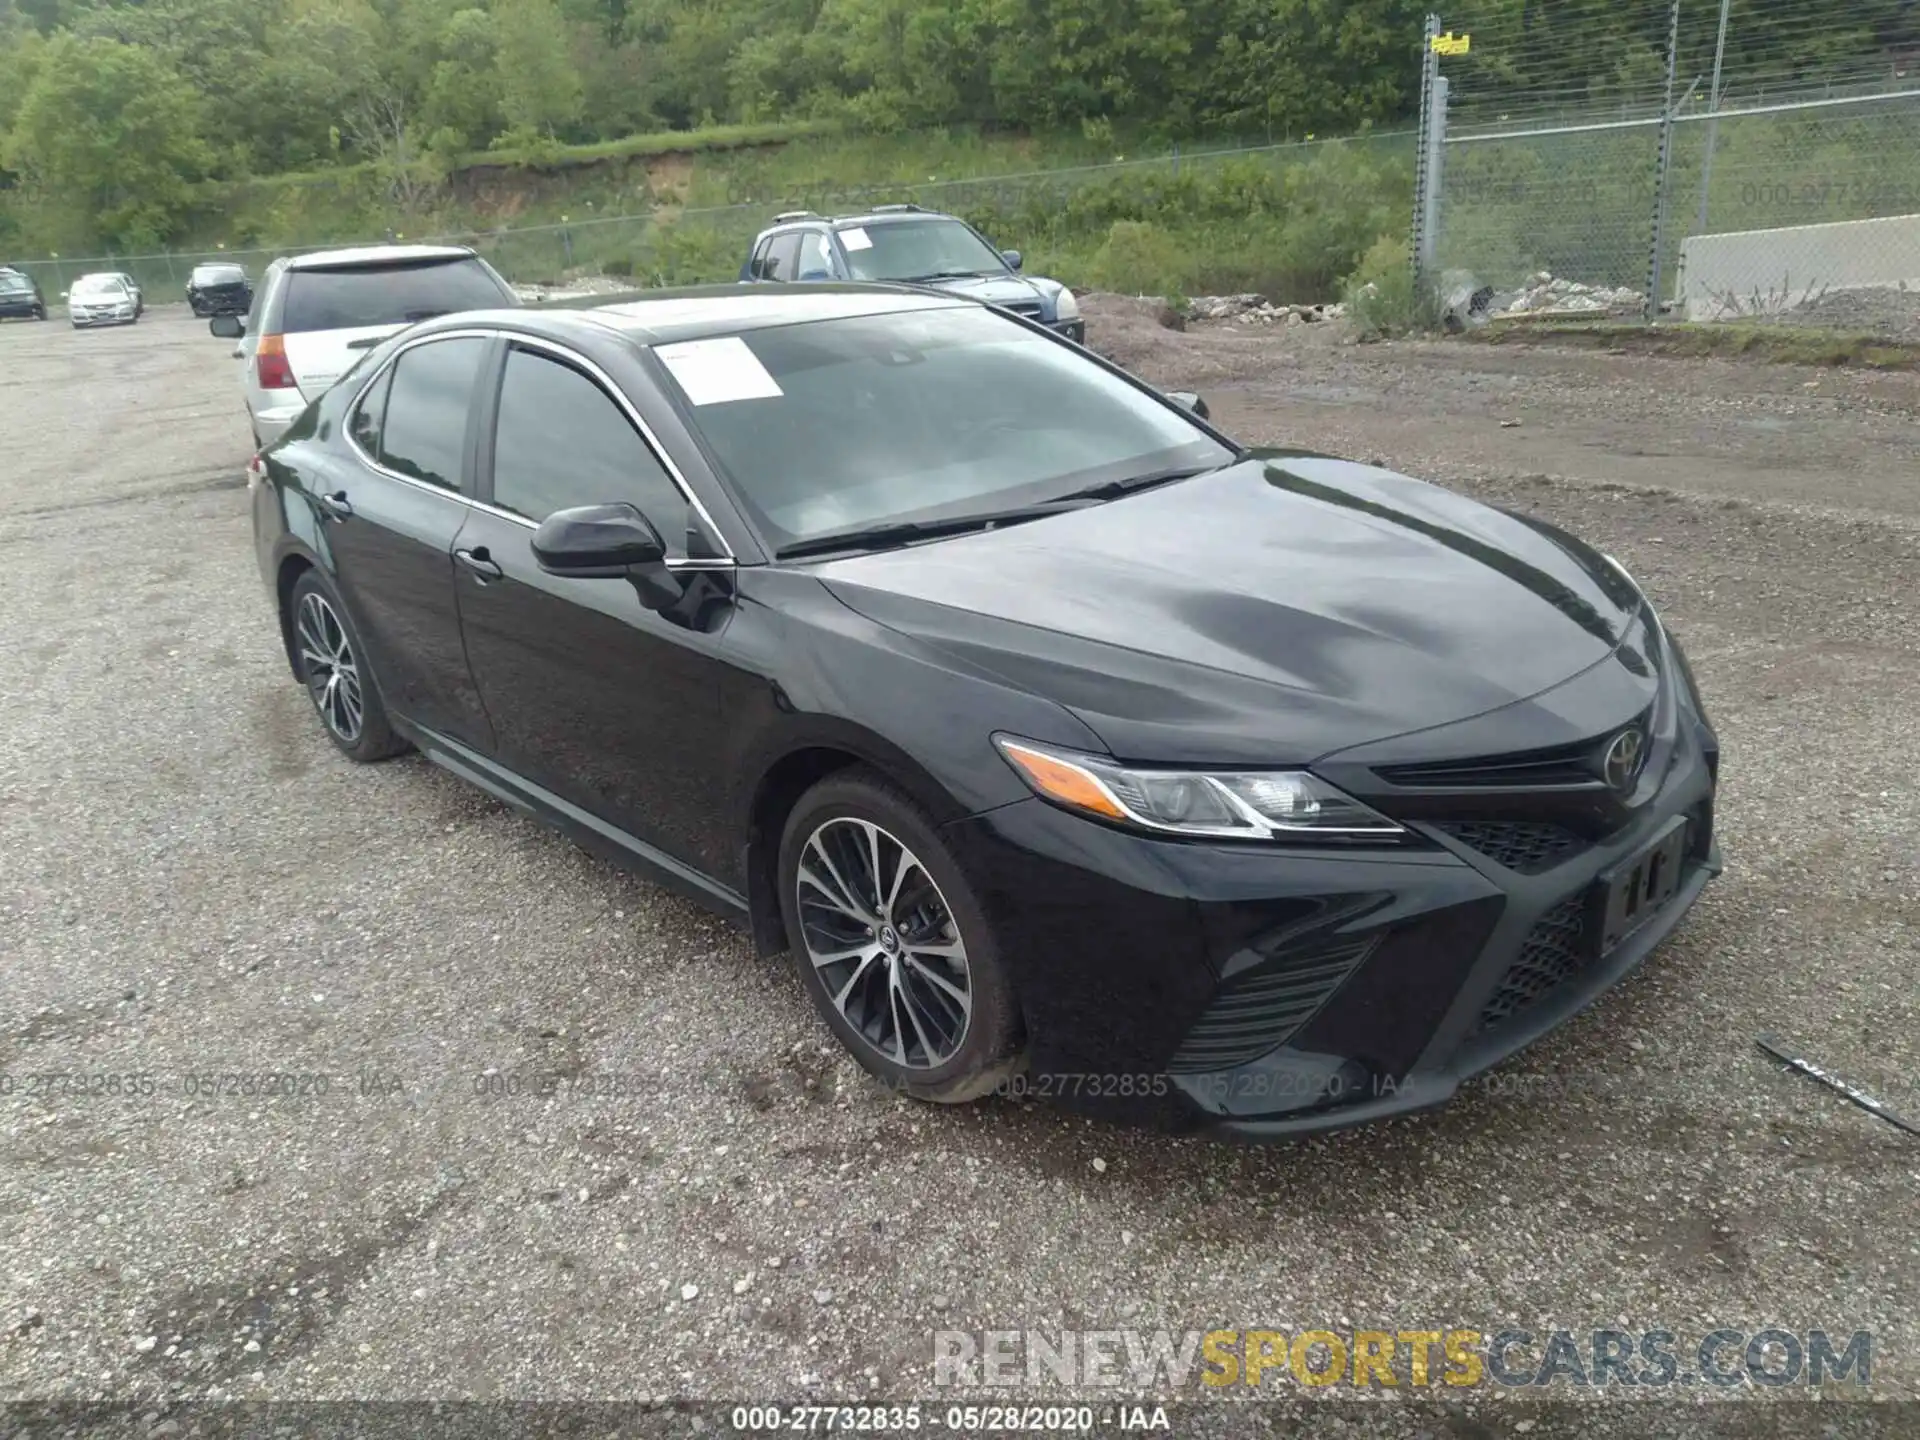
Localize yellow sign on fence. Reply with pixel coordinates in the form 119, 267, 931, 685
1431, 31, 1471, 55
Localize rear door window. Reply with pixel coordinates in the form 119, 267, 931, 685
763, 234, 803, 282
280, 259, 510, 334
375, 337, 489, 492
347, 366, 393, 457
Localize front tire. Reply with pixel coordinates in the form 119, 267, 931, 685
778, 770, 1024, 1103
287, 570, 408, 762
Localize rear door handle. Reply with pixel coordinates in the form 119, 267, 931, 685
455, 546, 503, 582
316, 490, 353, 521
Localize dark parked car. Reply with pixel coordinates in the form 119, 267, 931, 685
740, 204, 1084, 343
187, 261, 253, 316
250, 283, 1720, 1139
0, 267, 47, 320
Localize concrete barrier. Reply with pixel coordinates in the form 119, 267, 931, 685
1677, 212, 1920, 320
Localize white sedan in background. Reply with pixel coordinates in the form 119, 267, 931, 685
66, 272, 140, 328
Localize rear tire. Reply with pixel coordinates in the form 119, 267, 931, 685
778, 770, 1024, 1104
287, 570, 409, 763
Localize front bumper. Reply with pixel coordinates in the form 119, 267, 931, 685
71, 309, 135, 326
941, 708, 1720, 1139
1051, 318, 1087, 344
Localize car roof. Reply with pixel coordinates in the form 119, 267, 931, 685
759, 207, 960, 237
829, 209, 956, 228
283, 244, 477, 272
416, 283, 966, 349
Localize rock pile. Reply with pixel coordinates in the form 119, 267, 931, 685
1497, 272, 1644, 315
1185, 293, 1347, 325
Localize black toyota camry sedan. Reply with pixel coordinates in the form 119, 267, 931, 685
249, 283, 1721, 1138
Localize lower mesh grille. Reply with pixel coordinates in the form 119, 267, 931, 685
1476, 896, 1590, 1034
1167, 937, 1376, 1074
1436, 821, 1585, 874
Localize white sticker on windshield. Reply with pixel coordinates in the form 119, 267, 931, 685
840, 226, 874, 251
654, 336, 784, 406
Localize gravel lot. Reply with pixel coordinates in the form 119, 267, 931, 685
1, 301, 1916, 1433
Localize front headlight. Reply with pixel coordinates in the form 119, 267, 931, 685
994, 736, 1405, 840
1053, 287, 1080, 322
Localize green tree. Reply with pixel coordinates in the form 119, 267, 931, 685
493, 0, 584, 141
3, 33, 211, 246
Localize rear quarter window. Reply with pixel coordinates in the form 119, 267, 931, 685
280, 259, 511, 334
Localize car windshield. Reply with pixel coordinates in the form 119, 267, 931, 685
72, 276, 126, 297
655, 306, 1234, 552
835, 219, 1009, 283
0, 273, 31, 294
280, 257, 509, 333
194, 265, 245, 283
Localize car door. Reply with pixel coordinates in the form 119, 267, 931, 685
452, 338, 737, 878
324, 332, 496, 750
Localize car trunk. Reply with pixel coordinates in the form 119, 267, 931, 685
276, 257, 513, 401
281, 325, 407, 401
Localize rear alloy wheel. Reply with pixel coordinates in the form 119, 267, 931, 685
779, 771, 1023, 1102
287, 571, 408, 762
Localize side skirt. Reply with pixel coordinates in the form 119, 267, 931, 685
393, 717, 750, 923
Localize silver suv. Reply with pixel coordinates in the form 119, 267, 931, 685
209, 244, 517, 448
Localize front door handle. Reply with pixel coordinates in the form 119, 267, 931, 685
454, 546, 503, 582
316, 490, 353, 521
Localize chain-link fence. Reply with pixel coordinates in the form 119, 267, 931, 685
2, 130, 1415, 310
1414, 2, 1920, 339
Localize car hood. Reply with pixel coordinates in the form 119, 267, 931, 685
814, 454, 1646, 765
916, 272, 1058, 311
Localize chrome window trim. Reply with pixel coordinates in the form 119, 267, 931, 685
341, 325, 738, 571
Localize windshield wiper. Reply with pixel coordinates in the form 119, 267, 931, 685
777, 500, 1090, 560
901, 268, 999, 282
1045, 458, 1242, 506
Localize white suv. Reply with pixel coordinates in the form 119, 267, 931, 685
210, 244, 517, 448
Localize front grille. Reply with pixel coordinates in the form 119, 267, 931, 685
1377, 708, 1655, 792
1166, 936, 1376, 1073
1377, 741, 1599, 789
1475, 895, 1589, 1034
1000, 301, 1044, 319
1435, 821, 1585, 874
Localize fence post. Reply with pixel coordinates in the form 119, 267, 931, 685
1693, 0, 1733, 236
1412, 13, 1442, 291
1644, 0, 1682, 320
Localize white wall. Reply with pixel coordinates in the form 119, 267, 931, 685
1677, 212, 1920, 320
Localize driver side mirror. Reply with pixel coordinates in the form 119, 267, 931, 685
532, 502, 666, 578
1001, 249, 1023, 271
209, 313, 244, 338
1167, 391, 1210, 420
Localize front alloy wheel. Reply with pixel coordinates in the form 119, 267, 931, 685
796, 818, 972, 1069
296, 590, 364, 744
779, 771, 1023, 1103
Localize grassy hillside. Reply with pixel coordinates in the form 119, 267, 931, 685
12, 123, 1417, 308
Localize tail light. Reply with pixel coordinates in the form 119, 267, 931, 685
255, 334, 297, 390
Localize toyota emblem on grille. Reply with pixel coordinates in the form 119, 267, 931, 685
1602, 727, 1645, 792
